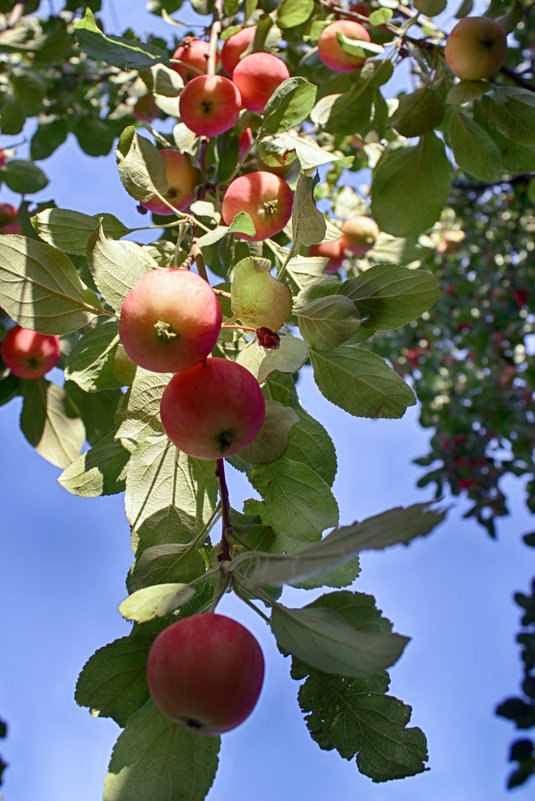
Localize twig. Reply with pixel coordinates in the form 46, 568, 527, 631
215, 458, 233, 562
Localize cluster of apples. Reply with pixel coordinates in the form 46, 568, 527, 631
118, 267, 266, 461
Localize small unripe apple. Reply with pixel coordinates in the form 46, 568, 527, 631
118, 268, 222, 373
445, 16, 507, 81
0, 203, 17, 226
1, 325, 61, 378
179, 74, 242, 137
146, 613, 265, 735
309, 238, 346, 273
133, 95, 158, 122
160, 357, 265, 459
171, 39, 217, 82
222, 170, 293, 241
318, 20, 371, 72
341, 215, 380, 255
140, 148, 198, 216
221, 26, 256, 75
232, 52, 290, 113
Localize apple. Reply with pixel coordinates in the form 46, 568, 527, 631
118, 268, 222, 373
171, 38, 217, 82
445, 16, 507, 81
1, 223, 21, 234
309, 238, 346, 273
341, 215, 379, 255
318, 20, 371, 72
232, 52, 290, 113
1, 325, 61, 379
133, 95, 158, 122
159, 357, 265, 459
221, 26, 256, 75
222, 170, 293, 241
239, 127, 255, 161
140, 148, 198, 216
0, 149, 5, 167
0, 203, 17, 226
179, 75, 242, 137
146, 613, 265, 735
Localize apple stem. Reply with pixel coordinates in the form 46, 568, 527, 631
215, 458, 233, 562
221, 324, 257, 333
207, 0, 223, 77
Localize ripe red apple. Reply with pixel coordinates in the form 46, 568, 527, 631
0, 149, 5, 168
146, 613, 265, 735
1, 223, 21, 234
133, 95, 158, 122
118, 268, 222, 373
171, 38, 217, 82
179, 74, 242, 137
160, 357, 265, 459
445, 16, 507, 81
309, 238, 346, 273
232, 52, 290, 113
341, 215, 379, 255
222, 170, 293, 241
0, 203, 17, 226
221, 26, 256, 75
1, 325, 61, 379
318, 20, 371, 72
140, 148, 198, 216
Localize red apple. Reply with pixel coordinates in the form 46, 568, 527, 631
133, 95, 158, 122
221, 26, 256, 75
0, 149, 5, 168
318, 20, 371, 73
222, 170, 293, 241
309, 238, 346, 273
341, 215, 379, 255
160, 357, 265, 459
1, 223, 21, 234
0, 203, 17, 226
232, 52, 290, 113
118, 268, 222, 373
171, 38, 217, 82
146, 613, 264, 735
140, 148, 198, 216
445, 16, 507, 81
179, 74, 242, 137
1, 326, 61, 379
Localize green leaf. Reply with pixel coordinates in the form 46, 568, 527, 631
271, 603, 408, 677
230, 256, 292, 330
119, 583, 195, 622
114, 369, 166, 447
74, 7, 170, 69
449, 109, 502, 182
298, 672, 428, 780
65, 382, 122, 446
262, 77, 317, 135
64, 319, 122, 392
0, 235, 103, 334
103, 699, 219, 801
127, 543, 206, 593
446, 80, 490, 106
371, 133, 452, 237
20, 379, 85, 468
30, 117, 69, 161
228, 210, 256, 237
311, 86, 375, 136
1, 159, 49, 194
236, 332, 309, 383
246, 457, 339, 545
413, 0, 446, 15
11, 71, 47, 116
336, 32, 384, 59
74, 117, 115, 158
277, 0, 313, 28
75, 634, 152, 727
296, 294, 361, 350
369, 8, 394, 24
32, 208, 129, 256
0, 96, 25, 135
238, 400, 299, 465
480, 88, 535, 146
309, 343, 416, 419
340, 264, 439, 330
125, 436, 218, 535
59, 433, 129, 497
88, 223, 156, 311
291, 174, 326, 248
284, 406, 337, 487
389, 88, 445, 138
115, 127, 168, 203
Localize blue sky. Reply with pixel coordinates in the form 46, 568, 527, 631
1, 2, 533, 799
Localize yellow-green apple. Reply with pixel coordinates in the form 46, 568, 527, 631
221, 26, 256, 75
146, 613, 264, 735
318, 19, 371, 72
171, 38, 217, 82
445, 16, 507, 80
133, 95, 158, 122
341, 215, 379, 255
140, 148, 198, 216
309, 238, 346, 273
179, 74, 242, 137
118, 268, 222, 373
1, 326, 61, 379
222, 170, 293, 241
232, 52, 290, 113
159, 357, 265, 459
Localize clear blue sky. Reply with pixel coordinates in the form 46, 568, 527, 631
1, 2, 533, 800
